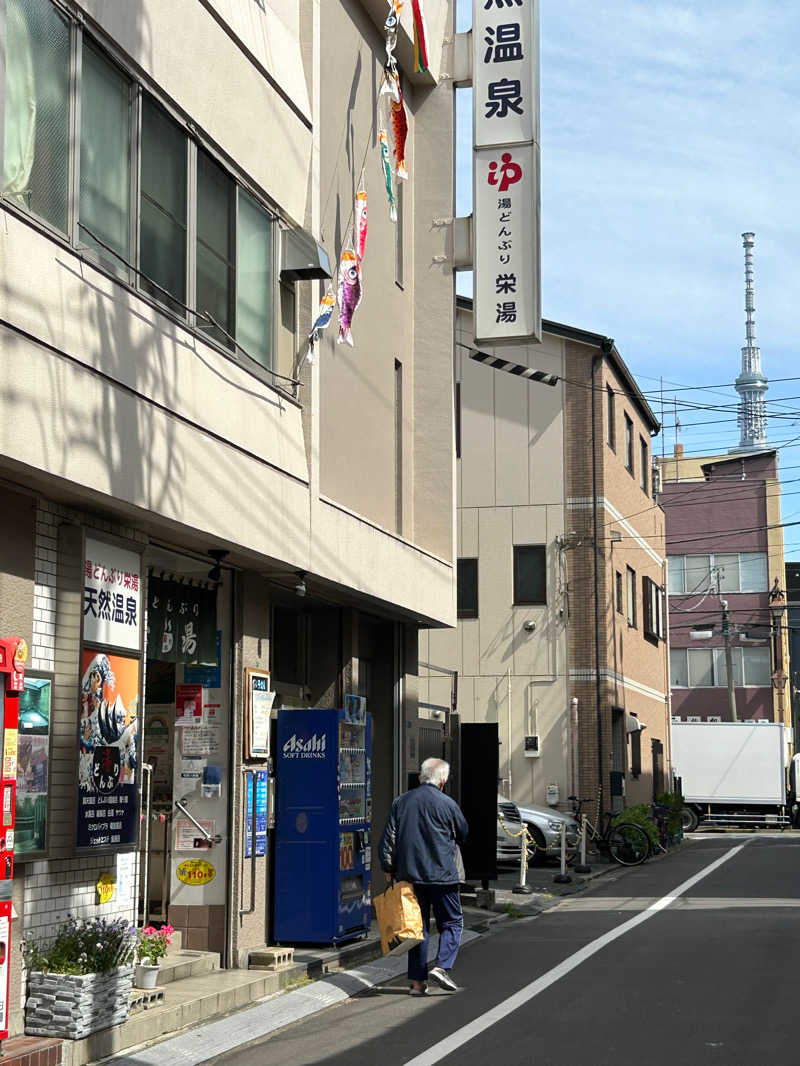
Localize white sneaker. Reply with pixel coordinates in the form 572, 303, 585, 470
428, 966, 458, 992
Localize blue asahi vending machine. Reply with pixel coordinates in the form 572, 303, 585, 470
274, 697, 372, 944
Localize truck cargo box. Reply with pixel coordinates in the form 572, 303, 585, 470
672, 721, 785, 806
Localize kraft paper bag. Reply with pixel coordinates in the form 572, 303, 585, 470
373, 881, 424, 956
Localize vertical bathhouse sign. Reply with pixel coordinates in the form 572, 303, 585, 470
79, 537, 142, 850
473, 0, 541, 347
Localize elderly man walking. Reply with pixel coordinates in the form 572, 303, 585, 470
379, 757, 468, 995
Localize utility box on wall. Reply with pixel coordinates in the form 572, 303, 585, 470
524, 734, 540, 758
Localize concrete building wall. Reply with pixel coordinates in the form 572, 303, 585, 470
0, 0, 456, 1033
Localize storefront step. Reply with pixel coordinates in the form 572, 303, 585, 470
156, 950, 220, 986
60, 968, 298, 1066
282, 925, 384, 979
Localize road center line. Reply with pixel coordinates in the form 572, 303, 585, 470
402, 842, 749, 1066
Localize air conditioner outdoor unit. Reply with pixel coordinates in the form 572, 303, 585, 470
707, 716, 722, 722
671, 716, 682, 723
687, 716, 702, 723
524, 734, 540, 758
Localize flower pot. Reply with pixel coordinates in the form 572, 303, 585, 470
25, 965, 134, 1039
134, 962, 160, 989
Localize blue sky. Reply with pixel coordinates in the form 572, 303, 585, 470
456, 1, 800, 556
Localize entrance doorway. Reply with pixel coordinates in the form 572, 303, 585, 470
139, 550, 232, 960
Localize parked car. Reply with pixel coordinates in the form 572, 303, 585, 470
516, 801, 580, 866
497, 796, 524, 864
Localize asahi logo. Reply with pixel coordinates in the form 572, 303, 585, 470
283, 733, 327, 759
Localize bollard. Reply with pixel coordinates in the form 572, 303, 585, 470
553, 823, 572, 884
574, 814, 592, 874
513, 824, 534, 895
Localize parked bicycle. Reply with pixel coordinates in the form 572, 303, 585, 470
570, 796, 650, 867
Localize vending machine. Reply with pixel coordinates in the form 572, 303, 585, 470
274, 697, 372, 944
0, 637, 25, 1043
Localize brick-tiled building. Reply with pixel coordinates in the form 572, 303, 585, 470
658, 447, 790, 727
420, 299, 671, 821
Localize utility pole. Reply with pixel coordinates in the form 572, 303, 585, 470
721, 599, 738, 722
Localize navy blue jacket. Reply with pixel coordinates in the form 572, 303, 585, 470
379, 784, 468, 885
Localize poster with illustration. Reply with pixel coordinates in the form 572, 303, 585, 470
15, 677, 51, 855
77, 650, 140, 849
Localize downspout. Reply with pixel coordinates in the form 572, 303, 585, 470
593, 342, 614, 810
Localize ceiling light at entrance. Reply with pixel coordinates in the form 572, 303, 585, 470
294, 571, 307, 598
207, 548, 229, 582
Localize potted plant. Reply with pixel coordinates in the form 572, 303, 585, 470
23, 915, 136, 1039
134, 924, 173, 989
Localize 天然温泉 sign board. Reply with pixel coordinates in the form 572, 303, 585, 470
473, 0, 541, 347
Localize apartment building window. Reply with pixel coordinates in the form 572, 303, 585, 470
640, 436, 648, 494
197, 150, 235, 348
606, 386, 615, 450
236, 190, 273, 369
1, 0, 278, 377
395, 180, 404, 288
629, 718, 642, 778
3, 0, 71, 233
79, 43, 133, 272
394, 359, 403, 534
457, 558, 478, 618
626, 566, 636, 627
670, 646, 771, 688
140, 96, 187, 312
615, 570, 624, 614
667, 552, 768, 595
643, 577, 665, 641
624, 414, 634, 473
514, 545, 546, 605
455, 382, 462, 459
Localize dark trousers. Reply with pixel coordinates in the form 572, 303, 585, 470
407, 883, 463, 983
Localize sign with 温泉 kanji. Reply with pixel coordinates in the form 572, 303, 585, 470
83, 538, 142, 651
473, 0, 541, 346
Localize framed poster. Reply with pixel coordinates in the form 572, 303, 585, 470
77, 649, 140, 850
15, 674, 52, 857
245, 669, 273, 759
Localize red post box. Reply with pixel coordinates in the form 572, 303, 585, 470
0, 637, 25, 1043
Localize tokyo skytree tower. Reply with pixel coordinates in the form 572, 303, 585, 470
732, 232, 769, 451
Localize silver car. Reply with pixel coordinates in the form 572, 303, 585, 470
496, 795, 525, 863
516, 801, 580, 866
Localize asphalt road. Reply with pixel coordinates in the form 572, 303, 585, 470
214, 833, 800, 1066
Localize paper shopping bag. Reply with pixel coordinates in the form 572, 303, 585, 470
373, 881, 423, 956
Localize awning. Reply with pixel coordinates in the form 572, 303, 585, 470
626, 713, 647, 734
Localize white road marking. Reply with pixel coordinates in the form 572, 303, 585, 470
402, 842, 749, 1066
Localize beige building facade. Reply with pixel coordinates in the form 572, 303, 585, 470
0, 0, 456, 1035
421, 299, 671, 820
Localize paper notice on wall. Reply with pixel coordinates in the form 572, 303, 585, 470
175, 684, 203, 726
179, 756, 206, 780
181, 724, 221, 757
174, 817, 215, 852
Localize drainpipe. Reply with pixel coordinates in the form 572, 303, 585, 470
593, 342, 614, 810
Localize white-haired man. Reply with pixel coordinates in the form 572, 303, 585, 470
379, 757, 468, 995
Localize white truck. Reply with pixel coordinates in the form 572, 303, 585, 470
671, 720, 790, 831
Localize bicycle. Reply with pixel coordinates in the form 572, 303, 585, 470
570, 796, 650, 867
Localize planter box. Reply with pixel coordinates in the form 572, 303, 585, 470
25, 965, 134, 1040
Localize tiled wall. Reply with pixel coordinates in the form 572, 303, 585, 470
21, 498, 145, 944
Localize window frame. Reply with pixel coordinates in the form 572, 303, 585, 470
14, 669, 55, 861
457, 557, 479, 619
639, 435, 648, 494
1, 1, 282, 389
513, 544, 547, 606
667, 551, 769, 595
615, 570, 624, 615
626, 565, 637, 628
643, 576, 665, 641
624, 413, 634, 474
606, 385, 615, 451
